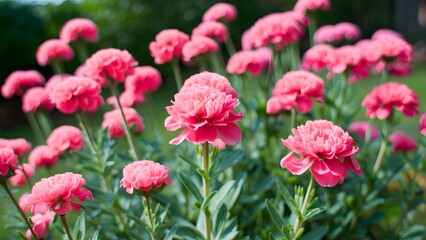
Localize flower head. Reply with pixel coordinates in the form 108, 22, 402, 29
101, 107, 144, 138
348, 121, 380, 141
0, 148, 17, 176
28, 145, 59, 168
0, 138, 32, 156
294, 0, 330, 13
420, 113, 426, 136
281, 120, 361, 187
192, 21, 228, 42
36, 39, 74, 66
149, 29, 189, 64
106, 91, 144, 108
372, 29, 404, 41
120, 160, 172, 194
202, 3, 237, 23
389, 132, 417, 152
60, 18, 98, 43
182, 36, 219, 62
45, 74, 72, 92
182, 71, 237, 98
387, 61, 412, 77
9, 163, 35, 187
22, 87, 54, 113
372, 36, 413, 63
26, 211, 55, 239
19, 193, 32, 213
314, 22, 360, 44
125, 66, 162, 94
301, 44, 334, 71
47, 125, 84, 154
2, 70, 45, 98
227, 48, 273, 76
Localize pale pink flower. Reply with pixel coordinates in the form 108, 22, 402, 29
1, 70, 45, 98
19, 193, 31, 213
334, 22, 361, 41
181, 71, 237, 98
120, 160, 172, 194
60, 18, 98, 43
192, 21, 228, 43
50, 76, 104, 114
36, 39, 74, 66
387, 61, 412, 77
281, 120, 361, 187
74, 64, 88, 77
267, 71, 325, 114
372, 29, 404, 41
327, 45, 362, 73
241, 28, 254, 50
28, 145, 59, 168
226, 48, 272, 76
348, 121, 380, 141
419, 114, 426, 136
26, 211, 55, 239
47, 125, 84, 154
101, 107, 144, 138
301, 44, 334, 71
27, 172, 92, 215
0, 148, 17, 176
202, 3, 237, 22
372, 36, 413, 63
0, 138, 32, 156
389, 132, 417, 152
182, 36, 219, 62
106, 91, 144, 108
22, 87, 54, 113
314, 23, 360, 44
125, 66, 162, 94
84, 48, 137, 86
212, 139, 226, 150
294, 0, 330, 13
149, 29, 189, 64
362, 82, 419, 120
9, 163, 35, 187
44, 74, 72, 92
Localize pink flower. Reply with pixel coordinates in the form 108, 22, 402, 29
60, 18, 98, 43
125, 66, 162, 94
120, 160, 172, 194
372, 36, 413, 63
27, 172, 92, 215
26, 211, 55, 239
202, 3, 237, 23
301, 44, 334, 71
0, 148, 17, 176
327, 45, 362, 73
47, 125, 84, 154
226, 47, 273, 76
19, 193, 32, 213
1, 70, 45, 98
212, 139, 226, 150
22, 87, 54, 113
182, 36, 219, 62
362, 82, 419, 120
101, 108, 144, 138
348, 121, 380, 141
241, 28, 254, 50
389, 132, 417, 152
74, 64, 88, 77
28, 145, 59, 168
419, 113, 426, 136
314, 23, 360, 44
0, 138, 32, 156
84, 48, 137, 86
294, 0, 330, 13
106, 91, 144, 108
281, 120, 361, 187
387, 61, 412, 77
36, 39, 74, 66
181, 71, 238, 98
266, 71, 325, 114
149, 29, 189, 64
50, 76, 104, 114
372, 29, 404, 41
192, 21, 228, 42
334, 22, 361, 41
165, 85, 243, 145
9, 163, 35, 187
44, 74, 72, 92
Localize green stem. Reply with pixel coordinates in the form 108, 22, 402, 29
225, 35, 236, 56
199, 61, 209, 72
373, 119, 391, 174
290, 107, 297, 131
60, 215, 74, 240
202, 142, 212, 240
34, 111, 50, 139
308, 16, 317, 47
76, 111, 98, 156
51, 60, 64, 80
293, 175, 315, 234
380, 70, 387, 83
25, 113, 44, 145
143, 196, 156, 240
17, 157, 32, 190
76, 40, 88, 63
171, 59, 183, 90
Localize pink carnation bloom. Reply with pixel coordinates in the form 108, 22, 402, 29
419, 113, 426, 136
26, 211, 55, 239
22, 87, 54, 113
314, 23, 360, 44
241, 28, 254, 50
47, 125, 84, 154
106, 91, 144, 108
165, 85, 243, 145
9, 163, 35, 187
386, 61, 412, 77
36, 39, 74, 66
101, 107, 144, 138
362, 82, 419, 120
50, 76, 104, 114
334, 22, 361, 41
74, 64, 88, 77
372, 36, 413, 63
182, 36, 219, 62
212, 139, 226, 150
266, 71, 325, 114
226, 47, 273, 76
202, 2, 237, 22
192, 21, 228, 43
181, 71, 238, 98
389, 132, 417, 152
301, 44, 334, 71
149, 29, 189, 64
27, 172, 92, 215
44, 74, 72, 92
0, 147, 17, 176
294, 0, 330, 13
348, 121, 380, 141
19, 193, 32, 213
28, 145, 59, 168
281, 120, 361, 187
0, 138, 32, 156
1, 70, 45, 98
120, 160, 172, 194
60, 18, 98, 43
372, 29, 404, 41
327, 45, 362, 73
84, 48, 137, 86
125, 66, 162, 94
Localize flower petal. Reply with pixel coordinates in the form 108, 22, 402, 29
280, 152, 313, 175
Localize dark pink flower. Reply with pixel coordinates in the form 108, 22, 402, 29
227, 48, 273, 76
372, 29, 404, 41
181, 71, 238, 98
44, 74, 72, 92
120, 160, 172, 194
106, 91, 144, 108
1, 70, 45, 98
362, 82, 419, 120
192, 21, 228, 43
60, 18, 98, 43
387, 61, 412, 77
301, 44, 334, 71
182, 36, 219, 62
389, 132, 417, 152
266, 71, 325, 114
101, 108, 144, 138
22, 87, 54, 113
281, 120, 361, 187
202, 3, 237, 22
27, 172, 92, 215
50, 76, 104, 114
419, 113, 426, 136
348, 121, 380, 141
149, 29, 189, 64
28, 145, 59, 168
36, 39, 74, 66
9, 163, 35, 187
19, 193, 31, 213
294, 0, 330, 13
0, 148, 17, 176
0, 138, 32, 156
46, 125, 84, 154
125, 66, 162, 94
26, 211, 55, 239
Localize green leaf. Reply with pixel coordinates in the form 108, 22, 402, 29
177, 154, 199, 169
213, 204, 228, 238
211, 150, 245, 177
127, 231, 148, 240
17, 231, 28, 240
196, 168, 209, 180
223, 172, 246, 209
209, 181, 235, 213
178, 173, 203, 202
299, 226, 328, 240
266, 199, 286, 233
276, 180, 297, 213
164, 224, 179, 240
282, 224, 294, 239
399, 225, 426, 239
200, 190, 218, 211
126, 214, 148, 228
73, 213, 86, 240
175, 225, 205, 240
304, 207, 326, 220
158, 203, 170, 223
89, 231, 99, 240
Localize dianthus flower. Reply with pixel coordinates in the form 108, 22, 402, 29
387, 61, 412, 77
28, 145, 59, 168
301, 44, 334, 71
101, 107, 144, 138
1, 70, 45, 98
266, 71, 325, 114
165, 85, 243, 145
74, 64, 87, 77
125, 66, 162, 94
36, 39, 74, 66
22, 87, 54, 113
202, 2, 237, 22
362, 82, 419, 120
44, 74, 72, 92
226, 48, 273, 76
149, 29, 189, 64
0, 148, 17, 176
19, 193, 31, 213
314, 23, 360, 44
326, 45, 370, 81
46, 125, 84, 154
27, 172, 92, 215
50, 76, 104, 114
192, 21, 228, 43
389, 132, 417, 152
241, 28, 254, 50
120, 160, 172, 194
182, 36, 219, 62
0, 138, 32, 156
60, 18, 98, 43
281, 120, 361, 187
84, 48, 137, 86
181, 71, 237, 98
293, 0, 330, 13
372, 29, 403, 41
106, 91, 144, 108
9, 163, 35, 187
371, 36, 413, 63
348, 121, 380, 141
26, 211, 55, 239
419, 114, 426, 136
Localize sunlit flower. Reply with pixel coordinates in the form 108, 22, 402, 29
101, 107, 144, 138
36, 39, 74, 66
60, 18, 98, 43
22, 87, 54, 113
47, 125, 84, 154
1, 70, 45, 98
9, 163, 35, 187
149, 29, 189, 64
182, 36, 219, 62
202, 2, 237, 22
389, 132, 417, 152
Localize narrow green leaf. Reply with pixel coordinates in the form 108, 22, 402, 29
266, 199, 286, 232
299, 226, 328, 240
126, 214, 148, 228
276, 180, 296, 213
158, 203, 170, 223
177, 154, 199, 169
126, 231, 147, 240
282, 224, 294, 240
294, 227, 304, 240
89, 231, 99, 240
73, 213, 86, 240
164, 224, 179, 240
211, 150, 245, 177
209, 181, 235, 213
196, 168, 209, 180
223, 172, 246, 209
200, 190, 218, 211
304, 207, 326, 220
178, 173, 203, 202
213, 204, 228, 238
17, 231, 28, 240
175, 225, 205, 240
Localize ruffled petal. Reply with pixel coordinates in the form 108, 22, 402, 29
280, 152, 313, 175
